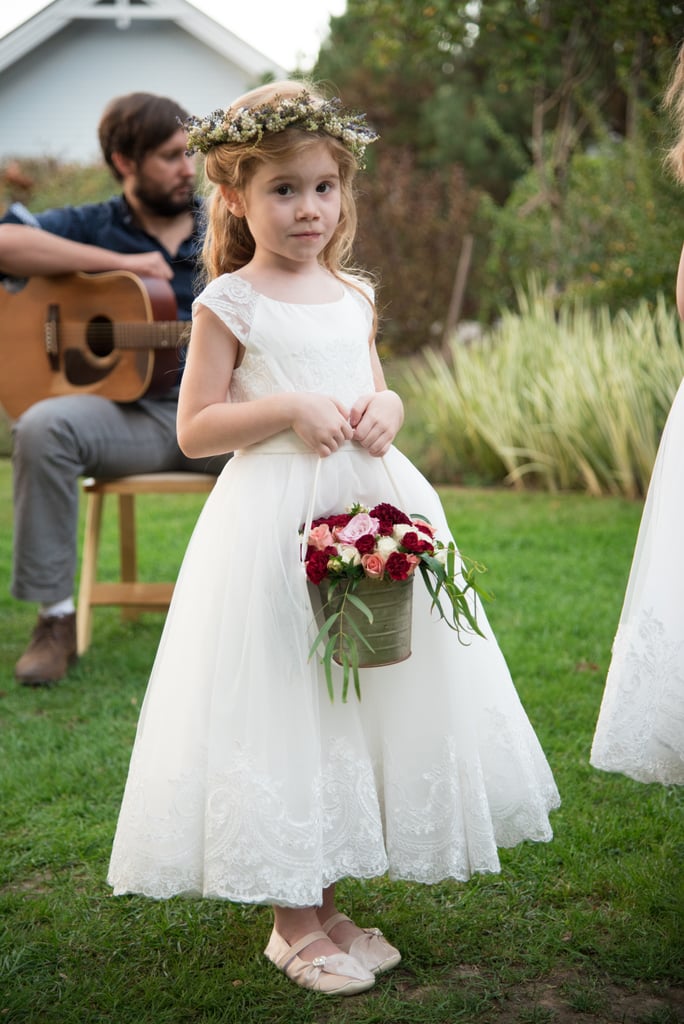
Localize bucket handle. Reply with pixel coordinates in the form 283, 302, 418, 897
300, 451, 406, 569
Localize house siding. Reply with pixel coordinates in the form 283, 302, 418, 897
0, 18, 271, 162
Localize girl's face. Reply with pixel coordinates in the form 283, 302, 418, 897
224, 140, 342, 269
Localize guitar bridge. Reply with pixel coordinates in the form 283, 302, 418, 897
45, 303, 60, 370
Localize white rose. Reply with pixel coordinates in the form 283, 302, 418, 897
338, 544, 362, 567
392, 524, 412, 541
376, 535, 399, 557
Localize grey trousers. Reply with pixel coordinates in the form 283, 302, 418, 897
11, 393, 229, 604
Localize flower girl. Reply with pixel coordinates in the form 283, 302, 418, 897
590, 47, 684, 786
108, 80, 560, 996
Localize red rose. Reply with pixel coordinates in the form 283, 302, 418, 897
355, 534, 376, 554
370, 502, 412, 535
311, 513, 352, 530
385, 551, 412, 581
306, 549, 332, 584
305, 543, 338, 561
401, 531, 434, 555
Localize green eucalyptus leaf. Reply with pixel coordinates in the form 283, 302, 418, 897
308, 611, 341, 661
323, 632, 337, 702
345, 592, 374, 622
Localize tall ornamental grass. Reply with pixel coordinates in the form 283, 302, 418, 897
403, 285, 684, 496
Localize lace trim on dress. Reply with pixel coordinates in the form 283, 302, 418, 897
591, 610, 684, 784
109, 732, 558, 903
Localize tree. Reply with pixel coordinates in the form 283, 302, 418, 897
315, 1, 683, 342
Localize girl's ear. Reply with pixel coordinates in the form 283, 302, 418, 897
220, 184, 245, 217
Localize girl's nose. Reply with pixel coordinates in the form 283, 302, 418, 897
296, 194, 320, 219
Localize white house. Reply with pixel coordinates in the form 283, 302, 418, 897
0, 0, 286, 163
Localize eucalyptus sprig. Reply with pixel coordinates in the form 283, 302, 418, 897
309, 579, 375, 703
419, 543, 493, 637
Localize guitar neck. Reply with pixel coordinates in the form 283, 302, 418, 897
111, 321, 189, 350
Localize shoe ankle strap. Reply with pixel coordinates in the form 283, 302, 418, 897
320, 911, 351, 934
282, 928, 330, 966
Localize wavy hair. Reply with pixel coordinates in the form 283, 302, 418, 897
664, 42, 684, 185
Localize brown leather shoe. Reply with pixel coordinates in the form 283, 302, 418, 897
15, 613, 77, 686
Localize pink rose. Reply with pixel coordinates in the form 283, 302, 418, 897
405, 554, 421, 576
335, 512, 379, 545
361, 553, 385, 579
412, 517, 437, 538
308, 523, 335, 550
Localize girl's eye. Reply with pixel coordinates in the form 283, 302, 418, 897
275, 184, 292, 196
316, 182, 333, 194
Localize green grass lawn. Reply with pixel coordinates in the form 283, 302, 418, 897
0, 458, 681, 1024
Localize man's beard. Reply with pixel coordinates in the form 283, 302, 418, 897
134, 181, 194, 218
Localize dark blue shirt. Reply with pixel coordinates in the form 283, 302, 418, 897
1, 195, 204, 320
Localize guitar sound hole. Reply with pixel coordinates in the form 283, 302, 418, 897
86, 316, 114, 357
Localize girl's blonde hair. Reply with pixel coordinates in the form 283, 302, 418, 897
664, 42, 684, 185
199, 81, 362, 283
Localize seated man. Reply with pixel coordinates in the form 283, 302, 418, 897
0, 91, 228, 687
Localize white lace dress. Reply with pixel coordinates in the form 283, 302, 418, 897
108, 274, 560, 906
591, 379, 684, 785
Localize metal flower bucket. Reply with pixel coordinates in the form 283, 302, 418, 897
312, 576, 414, 668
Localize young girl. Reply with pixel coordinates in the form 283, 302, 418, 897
590, 48, 684, 786
108, 81, 560, 995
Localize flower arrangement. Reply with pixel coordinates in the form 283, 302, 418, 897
302, 501, 491, 701
182, 92, 379, 164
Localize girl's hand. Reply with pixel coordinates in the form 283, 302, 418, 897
350, 390, 404, 457
292, 394, 354, 456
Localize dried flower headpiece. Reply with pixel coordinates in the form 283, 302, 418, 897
182, 92, 379, 165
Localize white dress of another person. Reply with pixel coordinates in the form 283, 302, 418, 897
108, 273, 560, 905
591, 379, 684, 785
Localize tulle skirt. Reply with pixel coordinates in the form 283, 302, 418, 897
108, 435, 560, 905
591, 381, 684, 785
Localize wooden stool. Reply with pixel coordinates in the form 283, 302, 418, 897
76, 472, 216, 654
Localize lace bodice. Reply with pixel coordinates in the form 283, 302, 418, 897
193, 273, 376, 408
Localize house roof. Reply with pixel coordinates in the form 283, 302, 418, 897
0, 0, 286, 78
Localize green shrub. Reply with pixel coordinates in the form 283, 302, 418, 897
478, 137, 682, 321
1, 158, 114, 214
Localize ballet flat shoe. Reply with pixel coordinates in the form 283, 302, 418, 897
264, 927, 375, 995
322, 912, 402, 975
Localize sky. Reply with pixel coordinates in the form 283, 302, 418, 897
0, 0, 347, 70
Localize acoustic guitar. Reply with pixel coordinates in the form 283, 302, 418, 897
0, 270, 190, 419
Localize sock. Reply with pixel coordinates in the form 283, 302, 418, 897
40, 598, 75, 618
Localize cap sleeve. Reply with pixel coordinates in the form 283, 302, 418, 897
192, 274, 258, 344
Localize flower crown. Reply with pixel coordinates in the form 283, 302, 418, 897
182, 92, 379, 164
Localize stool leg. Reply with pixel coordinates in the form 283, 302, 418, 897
76, 492, 104, 655
118, 493, 140, 622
